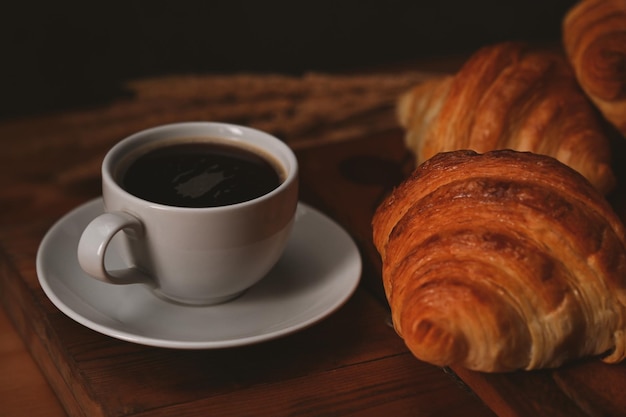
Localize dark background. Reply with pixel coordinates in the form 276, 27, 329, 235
2, 0, 578, 120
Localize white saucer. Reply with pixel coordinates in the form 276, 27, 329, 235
36, 198, 361, 349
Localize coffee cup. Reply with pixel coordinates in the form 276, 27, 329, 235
77, 122, 299, 305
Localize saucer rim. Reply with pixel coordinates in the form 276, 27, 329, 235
36, 198, 362, 349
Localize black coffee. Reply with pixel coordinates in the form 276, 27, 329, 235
120, 141, 283, 208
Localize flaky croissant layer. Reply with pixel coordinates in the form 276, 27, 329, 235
563, 0, 626, 138
373, 149, 626, 372
397, 42, 616, 195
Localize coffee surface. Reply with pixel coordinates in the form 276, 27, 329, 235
121, 142, 282, 207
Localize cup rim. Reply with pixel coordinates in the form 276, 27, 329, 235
101, 121, 298, 212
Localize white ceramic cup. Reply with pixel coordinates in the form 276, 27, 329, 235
77, 122, 299, 305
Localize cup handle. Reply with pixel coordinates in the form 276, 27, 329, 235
77, 211, 152, 285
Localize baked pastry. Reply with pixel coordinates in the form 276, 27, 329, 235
563, 0, 626, 138
372, 149, 626, 372
397, 42, 616, 195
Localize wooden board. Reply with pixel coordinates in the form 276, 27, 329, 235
2, 71, 626, 416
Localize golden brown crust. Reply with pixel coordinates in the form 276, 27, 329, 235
398, 42, 616, 195
372, 149, 626, 372
563, 0, 626, 137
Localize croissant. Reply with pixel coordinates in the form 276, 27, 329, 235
372, 149, 626, 372
397, 42, 616, 195
563, 0, 626, 138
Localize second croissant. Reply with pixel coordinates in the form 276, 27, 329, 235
397, 42, 616, 195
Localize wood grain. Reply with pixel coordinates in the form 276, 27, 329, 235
0, 309, 66, 417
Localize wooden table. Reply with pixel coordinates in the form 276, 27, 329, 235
1, 69, 625, 417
